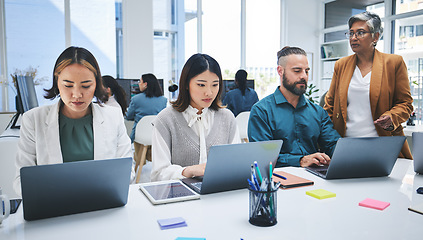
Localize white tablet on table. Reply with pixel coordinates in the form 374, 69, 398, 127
139, 180, 200, 205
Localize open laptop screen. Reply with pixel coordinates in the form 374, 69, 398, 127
21, 157, 132, 220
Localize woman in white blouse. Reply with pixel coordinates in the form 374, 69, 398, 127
151, 53, 240, 181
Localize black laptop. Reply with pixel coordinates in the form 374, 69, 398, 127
181, 140, 283, 194
306, 136, 405, 179
20, 157, 132, 220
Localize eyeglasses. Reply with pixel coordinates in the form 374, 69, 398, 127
345, 31, 372, 39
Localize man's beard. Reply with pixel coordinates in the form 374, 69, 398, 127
282, 73, 307, 96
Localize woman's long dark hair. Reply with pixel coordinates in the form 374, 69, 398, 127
102, 75, 128, 115
235, 69, 248, 96
141, 73, 164, 98
172, 53, 224, 112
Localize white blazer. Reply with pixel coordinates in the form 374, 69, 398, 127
14, 101, 135, 196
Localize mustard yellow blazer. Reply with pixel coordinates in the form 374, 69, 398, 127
324, 49, 413, 159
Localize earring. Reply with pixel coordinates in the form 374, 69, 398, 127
373, 42, 377, 46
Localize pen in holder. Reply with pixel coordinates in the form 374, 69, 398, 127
248, 185, 277, 227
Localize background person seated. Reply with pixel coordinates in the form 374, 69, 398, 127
126, 73, 167, 143
102, 75, 128, 116
223, 69, 259, 117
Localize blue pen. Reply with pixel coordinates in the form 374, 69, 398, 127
269, 162, 274, 191
254, 161, 263, 184
251, 164, 260, 189
250, 164, 255, 184
273, 172, 287, 180
252, 171, 260, 190
247, 179, 257, 191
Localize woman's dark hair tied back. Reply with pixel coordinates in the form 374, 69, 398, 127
102, 75, 128, 115
235, 69, 248, 96
141, 73, 164, 98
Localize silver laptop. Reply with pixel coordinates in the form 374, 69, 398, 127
20, 157, 132, 220
412, 132, 423, 174
306, 136, 405, 179
181, 140, 283, 194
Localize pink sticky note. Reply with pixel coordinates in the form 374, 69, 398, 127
359, 198, 390, 210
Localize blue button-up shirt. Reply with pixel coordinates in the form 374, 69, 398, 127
248, 87, 340, 167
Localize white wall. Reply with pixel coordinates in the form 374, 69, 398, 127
122, 0, 154, 78
284, 0, 320, 85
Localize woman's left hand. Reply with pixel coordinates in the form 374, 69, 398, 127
374, 115, 394, 131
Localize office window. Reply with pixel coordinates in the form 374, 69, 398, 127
153, 0, 178, 100
201, 0, 240, 79
184, 0, 198, 58
417, 24, 423, 36
396, 0, 423, 14
399, 25, 415, 38
115, 1, 123, 78
394, 15, 423, 122
5, 0, 65, 109
69, 0, 116, 77
246, 0, 279, 99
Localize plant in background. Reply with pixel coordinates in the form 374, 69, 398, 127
305, 83, 319, 104
10, 66, 48, 91
255, 73, 278, 98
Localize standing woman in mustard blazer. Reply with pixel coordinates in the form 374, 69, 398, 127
324, 11, 413, 159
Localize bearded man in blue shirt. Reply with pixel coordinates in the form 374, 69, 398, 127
248, 46, 340, 168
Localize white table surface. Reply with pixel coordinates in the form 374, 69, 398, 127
0, 127, 20, 137
1, 159, 422, 240
403, 124, 423, 137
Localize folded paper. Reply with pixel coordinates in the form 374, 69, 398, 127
157, 217, 187, 230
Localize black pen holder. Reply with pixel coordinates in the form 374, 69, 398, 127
248, 186, 277, 227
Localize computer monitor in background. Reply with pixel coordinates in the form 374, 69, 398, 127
221, 79, 255, 100
10, 75, 39, 129
116, 78, 164, 107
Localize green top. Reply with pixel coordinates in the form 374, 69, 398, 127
59, 111, 94, 163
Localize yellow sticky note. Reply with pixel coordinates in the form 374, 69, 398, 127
306, 189, 336, 200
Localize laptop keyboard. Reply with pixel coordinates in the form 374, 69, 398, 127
317, 169, 328, 175
191, 182, 202, 191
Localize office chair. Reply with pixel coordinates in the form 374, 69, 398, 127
319, 91, 327, 108
235, 111, 250, 143
133, 115, 156, 183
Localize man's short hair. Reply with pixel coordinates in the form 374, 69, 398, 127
277, 46, 307, 66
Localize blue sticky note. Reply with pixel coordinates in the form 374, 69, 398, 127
157, 217, 187, 230
175, 238, 206, 240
